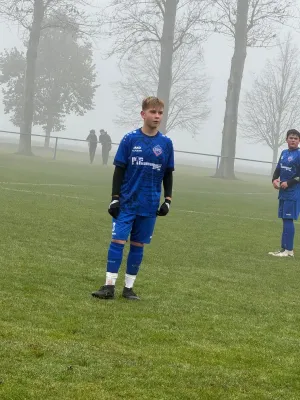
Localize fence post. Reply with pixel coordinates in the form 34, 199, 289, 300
53, 137, 58, 160
216, 156, 220, 172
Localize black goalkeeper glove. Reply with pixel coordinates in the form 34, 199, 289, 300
157, 199, 171, 216
108, 196, 120, 218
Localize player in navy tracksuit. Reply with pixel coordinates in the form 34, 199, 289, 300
92, 97, 174, 299
269, 129, 300, 257
86, 129, 98, 164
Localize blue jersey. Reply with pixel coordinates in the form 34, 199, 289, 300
277, 148, 300, 201
114, 128, 175, 217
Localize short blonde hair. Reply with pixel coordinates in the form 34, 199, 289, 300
142, 97, 164, 111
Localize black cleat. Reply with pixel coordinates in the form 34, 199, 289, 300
122, 287, 140, 300
92, 285, 115, 299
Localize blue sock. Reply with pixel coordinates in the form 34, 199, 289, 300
281, 219, 295, 251
126, 245, 144, 275
106, 242, 124, 273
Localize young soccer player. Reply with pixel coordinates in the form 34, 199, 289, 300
99, 129, 112, 166
269, 129, 300, 257
86, 129, 98, 164
92, 97, 174, 300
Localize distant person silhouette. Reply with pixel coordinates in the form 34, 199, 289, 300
86, 129, 98, 164
99, 129, 112, 165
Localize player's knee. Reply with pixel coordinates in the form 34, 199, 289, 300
130, 241, 144, 247
112, 239, 126, 245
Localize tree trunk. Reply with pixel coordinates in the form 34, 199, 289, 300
272, 147, 279, 171
18, 0, 44, 155
44, 82, 61, 148
214, 0, 249, 179
44, 115, 54, 149
271, 135, 280, 176
157, 0, 178, 134
44, 131, 51, 149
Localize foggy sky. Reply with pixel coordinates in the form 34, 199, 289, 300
1, 0, 300, 164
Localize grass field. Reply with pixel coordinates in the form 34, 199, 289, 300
1, 151, 300, 400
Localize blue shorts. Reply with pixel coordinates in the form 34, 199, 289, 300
278, 200, 300, 220
111, 211, 157, 244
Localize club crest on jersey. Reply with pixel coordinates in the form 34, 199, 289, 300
288, 156, 293, 162
153, 145, 163, 156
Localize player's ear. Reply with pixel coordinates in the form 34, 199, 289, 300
141, 110, 145, 120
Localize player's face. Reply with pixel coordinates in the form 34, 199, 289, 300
286, 134, 300, 149
141, 107, 164, 129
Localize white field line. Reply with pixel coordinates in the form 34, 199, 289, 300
0, 183, 273, 196
177, 209, 277, 223
0, 182, 97, 187
0, 183, 279, 222
0, 185, 96, 201
0, 182, 275, 197
174, 189, 274, 195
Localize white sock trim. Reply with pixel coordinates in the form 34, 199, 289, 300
106, 272, 118, 286
125, 273, 137, 289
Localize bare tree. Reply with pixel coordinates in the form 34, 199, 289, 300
101, 0, 210, 134
156, 0, 177, 134
0, 33, 98, 149
114, 43, 210, 134
241, 36, 300, 169
0, 0, 97, 155
212, 0, 296, 179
